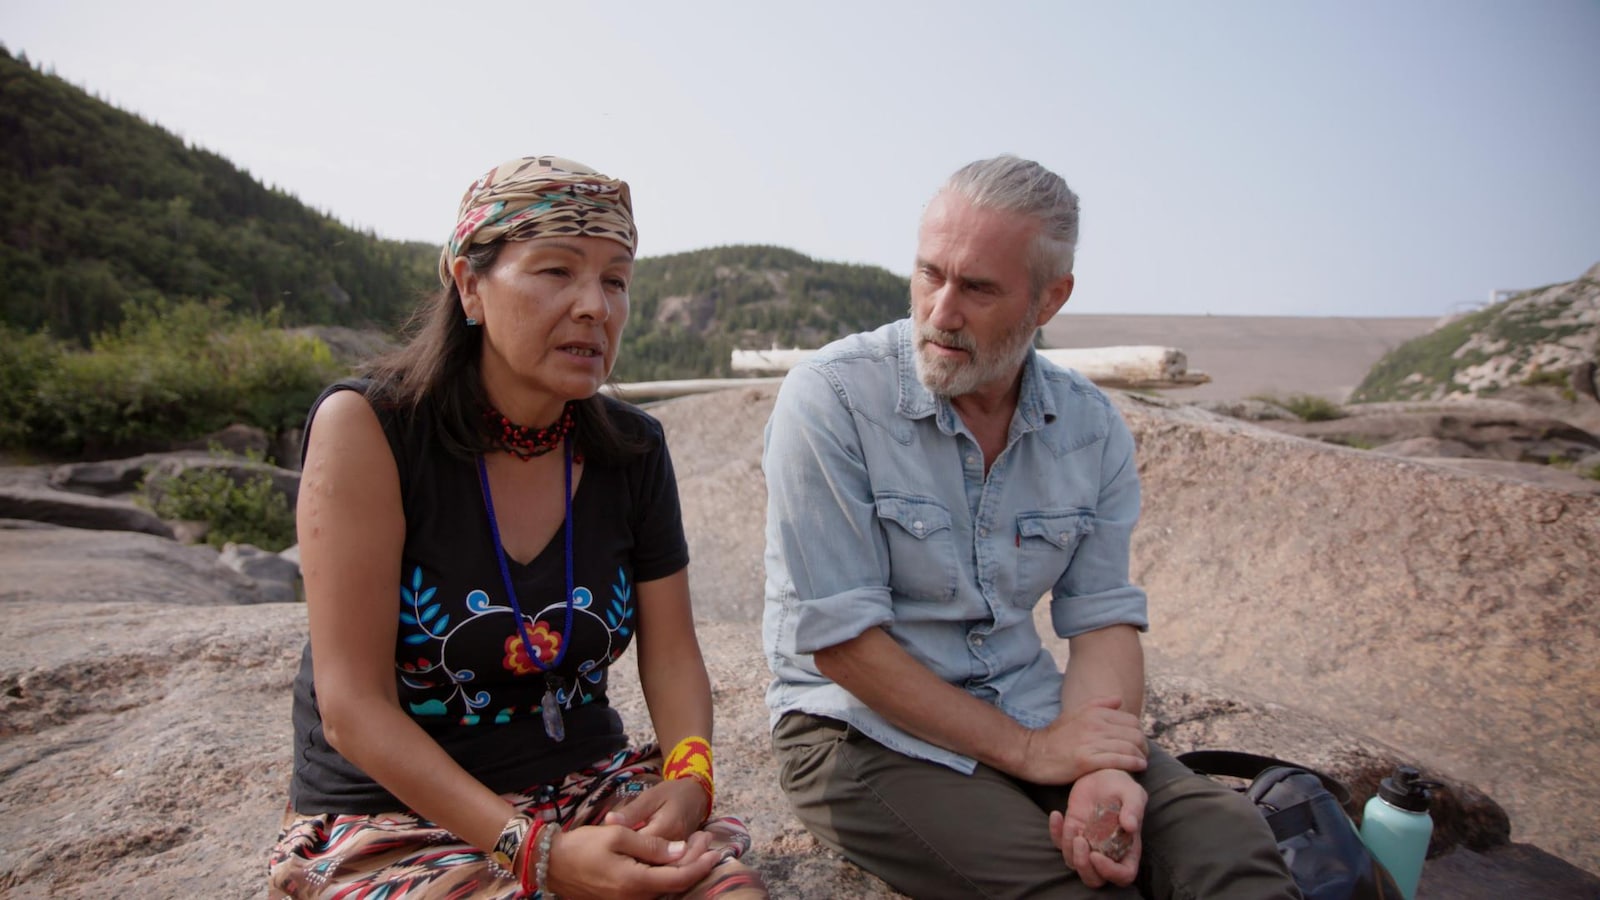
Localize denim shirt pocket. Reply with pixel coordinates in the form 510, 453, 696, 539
1013, 510, 1094, 607
874, 493, 958, 605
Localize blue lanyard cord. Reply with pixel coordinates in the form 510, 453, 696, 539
475, 439, 575, 673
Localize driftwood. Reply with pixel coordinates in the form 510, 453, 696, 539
729, 345, 1209, 390
608, 346, 1212, 402
604, 377, 788, 403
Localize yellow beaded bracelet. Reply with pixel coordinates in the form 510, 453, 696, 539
663, 735, 714, 818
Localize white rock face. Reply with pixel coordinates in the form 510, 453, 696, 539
1401, 264, 1600, 400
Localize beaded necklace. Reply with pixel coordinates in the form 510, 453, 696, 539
475, 438, 574, 742
484, 403, 576, 461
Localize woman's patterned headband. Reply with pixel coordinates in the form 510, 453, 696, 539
438, 155, 636, 287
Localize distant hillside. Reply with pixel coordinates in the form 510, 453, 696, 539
0, 46, 435, 343
0, 46, 911, 373
615, 244, 909, 381
1353, 261, 1600, 402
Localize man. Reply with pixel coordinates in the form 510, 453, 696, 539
761, 155, 1300, 899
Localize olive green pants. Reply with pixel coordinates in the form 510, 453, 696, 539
773, 713, 1303, 900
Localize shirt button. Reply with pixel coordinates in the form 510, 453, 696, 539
965, 454, 977, 465
971, 635, 985, 646
912, 521, 924, 533
978, 527, 989, 538
1059, 532, 1071, 542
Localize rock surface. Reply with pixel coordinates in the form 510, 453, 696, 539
0, 522, 270, 607
1352, 260, 1600, 403
218, 543, 304, 604
137, 454, 303, 510
3, 383, 1599, 896
1396, 455, 1600, 495
654, 386, 1600, 874
1253, 400, 1600, 464
1115, 393, 1600, 870
0, 483, 174, 537
6, 590, 1590, 898
48, 451, 214, 497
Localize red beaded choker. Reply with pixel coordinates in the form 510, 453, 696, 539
483, 403, 576, 461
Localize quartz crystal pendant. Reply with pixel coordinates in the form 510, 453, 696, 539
541, 686, 565, 742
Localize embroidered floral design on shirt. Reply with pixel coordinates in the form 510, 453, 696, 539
504, 622, 563, 674
395, 565, 635, 726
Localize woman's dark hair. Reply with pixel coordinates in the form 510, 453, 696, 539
362, 239, 646, 466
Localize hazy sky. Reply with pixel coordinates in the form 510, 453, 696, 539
5, 1, 1598, 317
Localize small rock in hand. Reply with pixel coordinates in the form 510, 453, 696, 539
1085, 800, 1133, 862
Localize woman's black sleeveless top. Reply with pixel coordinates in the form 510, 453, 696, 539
289, 383, 689, 813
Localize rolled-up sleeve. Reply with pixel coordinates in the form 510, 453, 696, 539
764, 365, 895, 654
1049, 405, 1150, 638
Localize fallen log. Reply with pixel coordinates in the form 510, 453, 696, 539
603, 377, 787, 403
728, 344, 1210, 391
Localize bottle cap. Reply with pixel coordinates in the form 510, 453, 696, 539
1378, 765, 1435, 812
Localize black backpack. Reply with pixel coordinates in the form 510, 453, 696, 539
1179, 751, 1402, 900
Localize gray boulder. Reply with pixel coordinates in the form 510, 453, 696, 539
1256, 400, 1600, 464
0, 523, 267, 606
1418, 843, 1600, 899
0, 483, 173, 537
218, 543, 303, 604
1191, 398, 1297, 421
49, 450, 213, 497
1114, 392, 1600, 870
1373, 436, 1480, 459
138, 455, 302, 510
173, 423, 272, 459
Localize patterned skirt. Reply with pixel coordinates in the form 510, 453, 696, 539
268, 743, 766, 899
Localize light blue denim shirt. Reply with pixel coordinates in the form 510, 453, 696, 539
762, 318, 1149, 774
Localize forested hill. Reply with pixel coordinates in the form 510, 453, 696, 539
615, 245, 909, 381
0, 46, 435, 343
0, 45, 909, 376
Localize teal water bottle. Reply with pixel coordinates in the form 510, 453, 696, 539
1359, 766, 1437, 900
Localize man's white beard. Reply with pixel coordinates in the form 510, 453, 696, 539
913, 315, 1037, 399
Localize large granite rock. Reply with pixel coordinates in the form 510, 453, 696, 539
3, 384, 1597, 895
0, 483, 173, 537
1393, 455, 1600, 495
7, 590, 1592, 898
50, 451, 302, 509
1252, 400, 1600, 465
0, 522, 272, 607
653, 386, 1600, 875
1114, 393, 1600, 871
136, 455, 303, 510
48, 451, 215, 496
659, 387, 773, 626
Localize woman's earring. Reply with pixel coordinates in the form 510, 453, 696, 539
465, 316, 479, 327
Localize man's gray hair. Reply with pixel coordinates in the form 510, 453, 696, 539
941, 155, 1080, 296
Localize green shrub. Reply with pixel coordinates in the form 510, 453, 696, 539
1351, 308, 1495, 402
0, 325, 64, 448
1521, 367, 1570, 389
1251, 392, 1346, 422
1520, 367, 1578, 401
141, 459, 296, 551
22, 299, 339, 456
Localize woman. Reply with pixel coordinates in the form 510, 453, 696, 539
269, 156, 768, 899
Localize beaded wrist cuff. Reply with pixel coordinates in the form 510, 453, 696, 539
491, 813, 533, 878
664, 735, 715, 819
